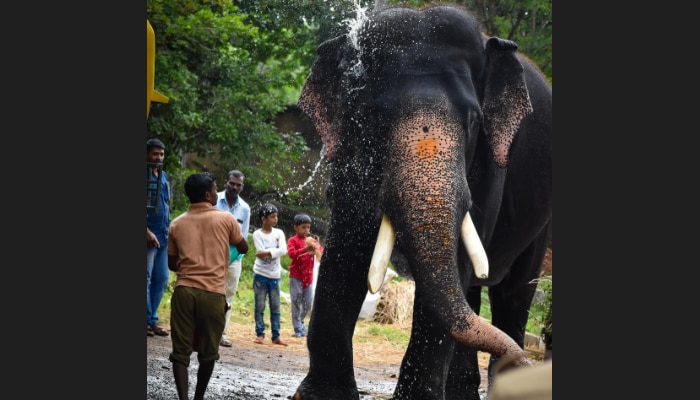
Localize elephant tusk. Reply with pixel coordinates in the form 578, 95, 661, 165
368, 214, 395, 294
461, 212, 489, 279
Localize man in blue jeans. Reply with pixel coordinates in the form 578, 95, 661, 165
146, 138, 171, 337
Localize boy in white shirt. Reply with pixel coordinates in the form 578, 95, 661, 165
252, 203, 288, 346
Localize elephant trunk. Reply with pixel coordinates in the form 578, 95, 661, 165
371, 93, 529, 363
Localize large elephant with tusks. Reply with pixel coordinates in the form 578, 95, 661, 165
293, 4, 551, 400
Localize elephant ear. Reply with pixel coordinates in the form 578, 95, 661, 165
297, 35, 349, 162
482, 37, 534, 168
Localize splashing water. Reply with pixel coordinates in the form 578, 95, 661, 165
282, 156, 325, 196
344, 0, 369, 51
342, 0, 369, 77
282, 0, 370, 198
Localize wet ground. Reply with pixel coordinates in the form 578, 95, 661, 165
146, 328, 492, 399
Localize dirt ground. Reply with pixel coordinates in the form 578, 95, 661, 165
147, 321, 544, 399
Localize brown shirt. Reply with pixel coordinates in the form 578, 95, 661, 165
168, 202, 244, 294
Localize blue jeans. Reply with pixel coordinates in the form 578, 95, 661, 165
253, 274, 282, 340
147, 240, 170, 326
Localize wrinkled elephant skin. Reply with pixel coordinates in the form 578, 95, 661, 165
293, 5, 551, 400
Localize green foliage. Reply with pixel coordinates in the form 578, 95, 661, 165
167, 166, 200, 219
479, 279, 551, 338
479, 286, 492, 321
283, 191, 303, 206
147, 0, 318, 192
388, 0, 552, 81
530, 275, 552, 345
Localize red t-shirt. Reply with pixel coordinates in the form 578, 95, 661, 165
287, 234, 322, 289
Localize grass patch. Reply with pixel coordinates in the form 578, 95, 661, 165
362, 322, 411, 346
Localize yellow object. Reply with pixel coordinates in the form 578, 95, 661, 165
147, 20, 169, 119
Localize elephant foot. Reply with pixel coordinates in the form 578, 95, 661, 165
292, 389, 360, 400
445, 389, 481, 400
293, 376, 360, 400
444, 371, 482, 400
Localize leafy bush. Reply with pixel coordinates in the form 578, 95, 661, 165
526, 276, 552, 343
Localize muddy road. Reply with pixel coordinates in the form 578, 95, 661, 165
146, 322, 494, 399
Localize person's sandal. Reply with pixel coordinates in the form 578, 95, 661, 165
272, 338, 288, 346
149, 324, 169, 337
253, 337, 264, 344
220, 338, 232, 347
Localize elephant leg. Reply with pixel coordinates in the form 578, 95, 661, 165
294, 244, 371, 400
445, 285, 483, 400
394, 293, 455, 400
446, 345, 482, 400
486, 229, 550, 385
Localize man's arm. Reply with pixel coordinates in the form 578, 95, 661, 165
229, 215, 249, 255
147, 227, 160, 248
241, 209, 250, 239
233, 236, 248, 256
168, 255, 180, 272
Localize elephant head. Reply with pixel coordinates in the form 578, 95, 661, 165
295, 4, 551, 400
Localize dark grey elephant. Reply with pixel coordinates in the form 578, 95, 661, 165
293, 4, 551, 400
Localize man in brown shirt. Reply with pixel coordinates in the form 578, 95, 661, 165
167, 172, 249, 400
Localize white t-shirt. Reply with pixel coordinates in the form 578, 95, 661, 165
252, 227, 287, 279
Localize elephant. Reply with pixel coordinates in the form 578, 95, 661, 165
293, 4, 551, 400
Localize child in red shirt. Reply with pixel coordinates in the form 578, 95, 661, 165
287, 213, 323, 337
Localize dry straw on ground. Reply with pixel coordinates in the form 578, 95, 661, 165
372, 280, 415, 327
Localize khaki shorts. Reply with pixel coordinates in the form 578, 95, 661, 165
168, 285, 226, 366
